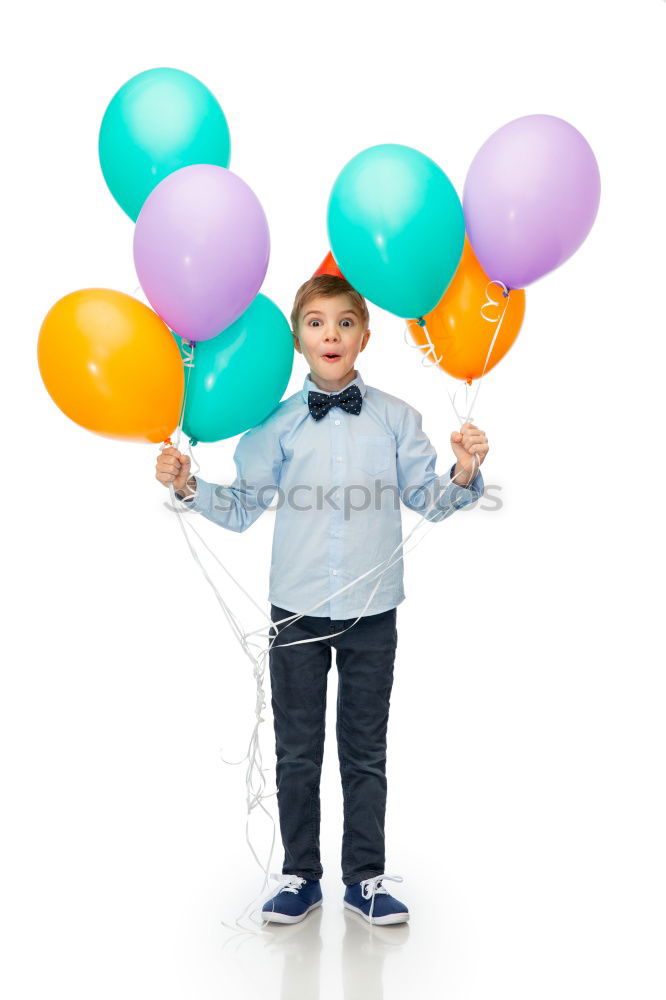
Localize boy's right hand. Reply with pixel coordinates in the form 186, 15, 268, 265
156, 446, 192, 491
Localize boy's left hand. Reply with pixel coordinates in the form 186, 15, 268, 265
450, 422, 489, 485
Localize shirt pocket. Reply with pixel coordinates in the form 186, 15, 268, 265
355, 434, 395, 477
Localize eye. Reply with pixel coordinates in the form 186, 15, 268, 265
340, 318, 354, 328
308, 319, 321, 327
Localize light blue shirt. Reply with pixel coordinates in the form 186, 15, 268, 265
179, 369, 484, 618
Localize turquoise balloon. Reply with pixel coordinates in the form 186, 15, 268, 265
174, 294, 294, 443
99, 67, 231, 221
327, 143, 465, 319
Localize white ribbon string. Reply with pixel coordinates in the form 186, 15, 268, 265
402, 319, 443, 367
166, 449, 477, 936
402, 281, 511, 430
458, 280, 510, 426
170, 339, 195, 450
171, 463, 471, 934
159, 302, 505, 936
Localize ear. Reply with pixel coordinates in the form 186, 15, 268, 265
292, 331, 302, 354
360, 328, 371, 352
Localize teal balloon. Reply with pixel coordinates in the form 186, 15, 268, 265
99, 67, 231, 221
174, 294, 294, 443
327, 143, 465, 319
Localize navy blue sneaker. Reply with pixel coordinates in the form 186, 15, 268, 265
261, 874, 323, 924
344, 873, 409, 925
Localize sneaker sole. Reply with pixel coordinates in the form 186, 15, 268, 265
343, 901, 409, 925
262, 897, 323, 924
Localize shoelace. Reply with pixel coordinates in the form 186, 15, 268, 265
257, 873, 307, 918
360, 873, 404, 923
276, 875, 307, 894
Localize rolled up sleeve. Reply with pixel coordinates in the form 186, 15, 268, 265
396, 404, 484, 522
177, 422, 284, 533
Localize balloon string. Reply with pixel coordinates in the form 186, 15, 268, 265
138, 282, 488, 936
165, 447, 480, 936
402, 318, 443, 367
403, 281, 510, 426
160, 321, 484, 935
130, 281, 196, 451
170, 340, 196, 450
403, 279, 511, 427
132, 270, 198, 456
448, 280, 511, 427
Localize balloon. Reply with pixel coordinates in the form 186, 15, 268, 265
37, 289, 184, 443
99, 67, 231, 221
406, 238, 525, 383
463, 114, 601, 289
175, 293, 294, 443
327, 144, 464, 319
134, 164, 270, 343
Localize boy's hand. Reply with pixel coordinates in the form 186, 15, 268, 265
156, 446, 191, 491
450, 422, 489, 486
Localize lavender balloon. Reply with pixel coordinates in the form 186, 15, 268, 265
134, 164, 270, 341
463, 115, 600, 289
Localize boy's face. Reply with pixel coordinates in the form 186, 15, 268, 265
293, 293, 371, 389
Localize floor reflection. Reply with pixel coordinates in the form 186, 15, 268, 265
261, 905, 324, 999
225, 899, 410, 999
342, 910, 410, 999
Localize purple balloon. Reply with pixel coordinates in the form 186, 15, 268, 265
133, 164, 270, 341
463, 115, 600, 289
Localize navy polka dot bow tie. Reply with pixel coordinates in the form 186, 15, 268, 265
308, 383, 363, 421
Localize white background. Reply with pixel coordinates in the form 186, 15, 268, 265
2, 0, 664, 997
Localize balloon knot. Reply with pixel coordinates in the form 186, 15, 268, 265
189, 437, 198, 447
416, 317, 426, 327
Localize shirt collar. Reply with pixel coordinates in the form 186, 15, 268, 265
301, 369, 367, 402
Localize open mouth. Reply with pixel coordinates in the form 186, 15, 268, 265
321, 353, 342, 361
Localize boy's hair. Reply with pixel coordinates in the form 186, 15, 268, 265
290, 274, 370, 334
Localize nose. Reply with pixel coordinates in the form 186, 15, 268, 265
323, 325, 341, 342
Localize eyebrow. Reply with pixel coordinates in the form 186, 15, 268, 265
303, 308, 359, 319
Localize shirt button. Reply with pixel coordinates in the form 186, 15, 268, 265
332, 570, 338, 576
336, 455, 342, 462
334, 419, 341, 425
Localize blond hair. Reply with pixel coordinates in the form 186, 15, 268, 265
290, 274, 369, 334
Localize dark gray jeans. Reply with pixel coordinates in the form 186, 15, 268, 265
268, 603, 398, 886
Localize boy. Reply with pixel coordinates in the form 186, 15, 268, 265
155, 274, 489, 925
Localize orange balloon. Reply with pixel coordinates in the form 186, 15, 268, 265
37, 289, 184, 443
407, 238, 526, 383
